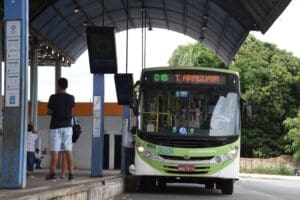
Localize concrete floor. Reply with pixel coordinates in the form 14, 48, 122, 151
0, 169, 121, 200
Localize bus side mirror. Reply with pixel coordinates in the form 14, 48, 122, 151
241, 98, 253, 121
131, 81, 141, 116
131, 100, 139, 116
245, 104, 253, 120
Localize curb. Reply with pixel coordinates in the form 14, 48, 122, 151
239, 173, 300, 181
3, 176, 124, 200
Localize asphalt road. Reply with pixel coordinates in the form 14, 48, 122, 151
116, 178, 300, 200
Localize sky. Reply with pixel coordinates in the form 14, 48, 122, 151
36, 0, 300, 103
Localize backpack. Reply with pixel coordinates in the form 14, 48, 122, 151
72, 117, 82, 143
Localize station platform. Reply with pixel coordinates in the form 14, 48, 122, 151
0, 170, 124, 200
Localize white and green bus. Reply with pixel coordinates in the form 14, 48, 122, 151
129, 67, 241, 195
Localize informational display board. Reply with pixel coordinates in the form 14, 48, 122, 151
5, 20, 21, 107
86, 26, 117, 74
114, 73, 133, 105
151, 72, 226, 85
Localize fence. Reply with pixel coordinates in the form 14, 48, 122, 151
240, 155, 296, 175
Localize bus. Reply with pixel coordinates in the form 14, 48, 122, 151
129, 67, 241, 195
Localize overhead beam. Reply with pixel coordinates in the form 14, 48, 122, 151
144, 9, 152, 30
97, 0, 117, 29
215, 16, 231, 55
51, 5, 86, 41
183, 0, 188, 34
29, 0, 56, 21
73, 0, 97, 27
121, 0, 136, 28
162, 0, 169, 30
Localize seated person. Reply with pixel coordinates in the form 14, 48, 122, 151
27, 124, 39, 177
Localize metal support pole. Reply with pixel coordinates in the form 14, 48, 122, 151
0, 23, 3, 173
0, 24, 3, 130
1, 0, 29, 188
54, 59, 62, 168
55, 59, 62, 92
91, 74, 104, 176
30, 48, 38, 129
121, 106, 130, 175
108, 131, 115, 170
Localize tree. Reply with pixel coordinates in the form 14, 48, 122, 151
284, 110, 300, 162
168, 43, 225, 68
168, 35, 300, 158
230, 36, 300, 157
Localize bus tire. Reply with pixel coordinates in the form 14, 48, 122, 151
205, 182, 214, 189
221, 179, 234, 195
139, 176, 156, 192
157, 179, 167, 192
138, 176, 147, 192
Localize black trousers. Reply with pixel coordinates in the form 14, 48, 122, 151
35, 158, 41, 168
125, 147, 135, 175
27, 152, 35, 172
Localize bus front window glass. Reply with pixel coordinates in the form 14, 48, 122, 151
209, 93, 239, 136
141, 90, 240, 137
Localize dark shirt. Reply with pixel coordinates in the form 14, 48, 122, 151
48, 93, 75, 129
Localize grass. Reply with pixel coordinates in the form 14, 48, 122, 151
240, 164, 294, 176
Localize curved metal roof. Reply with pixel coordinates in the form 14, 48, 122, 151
3, 0, 292, 66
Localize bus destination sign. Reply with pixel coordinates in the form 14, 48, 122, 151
152, 73, 226, 85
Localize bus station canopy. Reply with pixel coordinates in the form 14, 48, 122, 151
1, 0, 291, 66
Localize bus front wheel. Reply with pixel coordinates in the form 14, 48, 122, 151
205, 182, 214, 189
138, 176, 156, 192
221, 179, 234, 195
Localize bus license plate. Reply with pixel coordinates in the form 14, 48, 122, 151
178, 165, 195, 172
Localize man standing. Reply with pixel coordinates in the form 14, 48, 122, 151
46, 78, 75, 181
124, 126, 135, 175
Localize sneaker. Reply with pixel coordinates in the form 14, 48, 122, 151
26, 172, 34, 178
68, 174, 75, 182
45, 174, 56, 181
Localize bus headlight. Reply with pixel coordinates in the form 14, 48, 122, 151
150, 155, 162, 161
230, 149, 238, 157
137, 146, 145, 153
141, 151, 163, 162
215, 156, 222, 163
223, 153, 232, 161
144, 151, 151, 158
222, 149, 238, 161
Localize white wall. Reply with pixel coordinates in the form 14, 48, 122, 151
37, 115, 136, 169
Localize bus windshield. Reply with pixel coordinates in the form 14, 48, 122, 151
140, 89, 240, 137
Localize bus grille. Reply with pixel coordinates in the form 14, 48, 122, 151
152, 138, 225, 148
159, 155, 214, 161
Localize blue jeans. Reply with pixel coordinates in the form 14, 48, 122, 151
27, 152, 35, 172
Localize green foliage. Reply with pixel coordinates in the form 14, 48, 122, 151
230, 35, 300, 158
168, 43, 225, 68
168, 35, 300, 158
284, 111, 300, 162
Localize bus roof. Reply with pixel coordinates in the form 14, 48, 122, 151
141, 66, 239, 77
